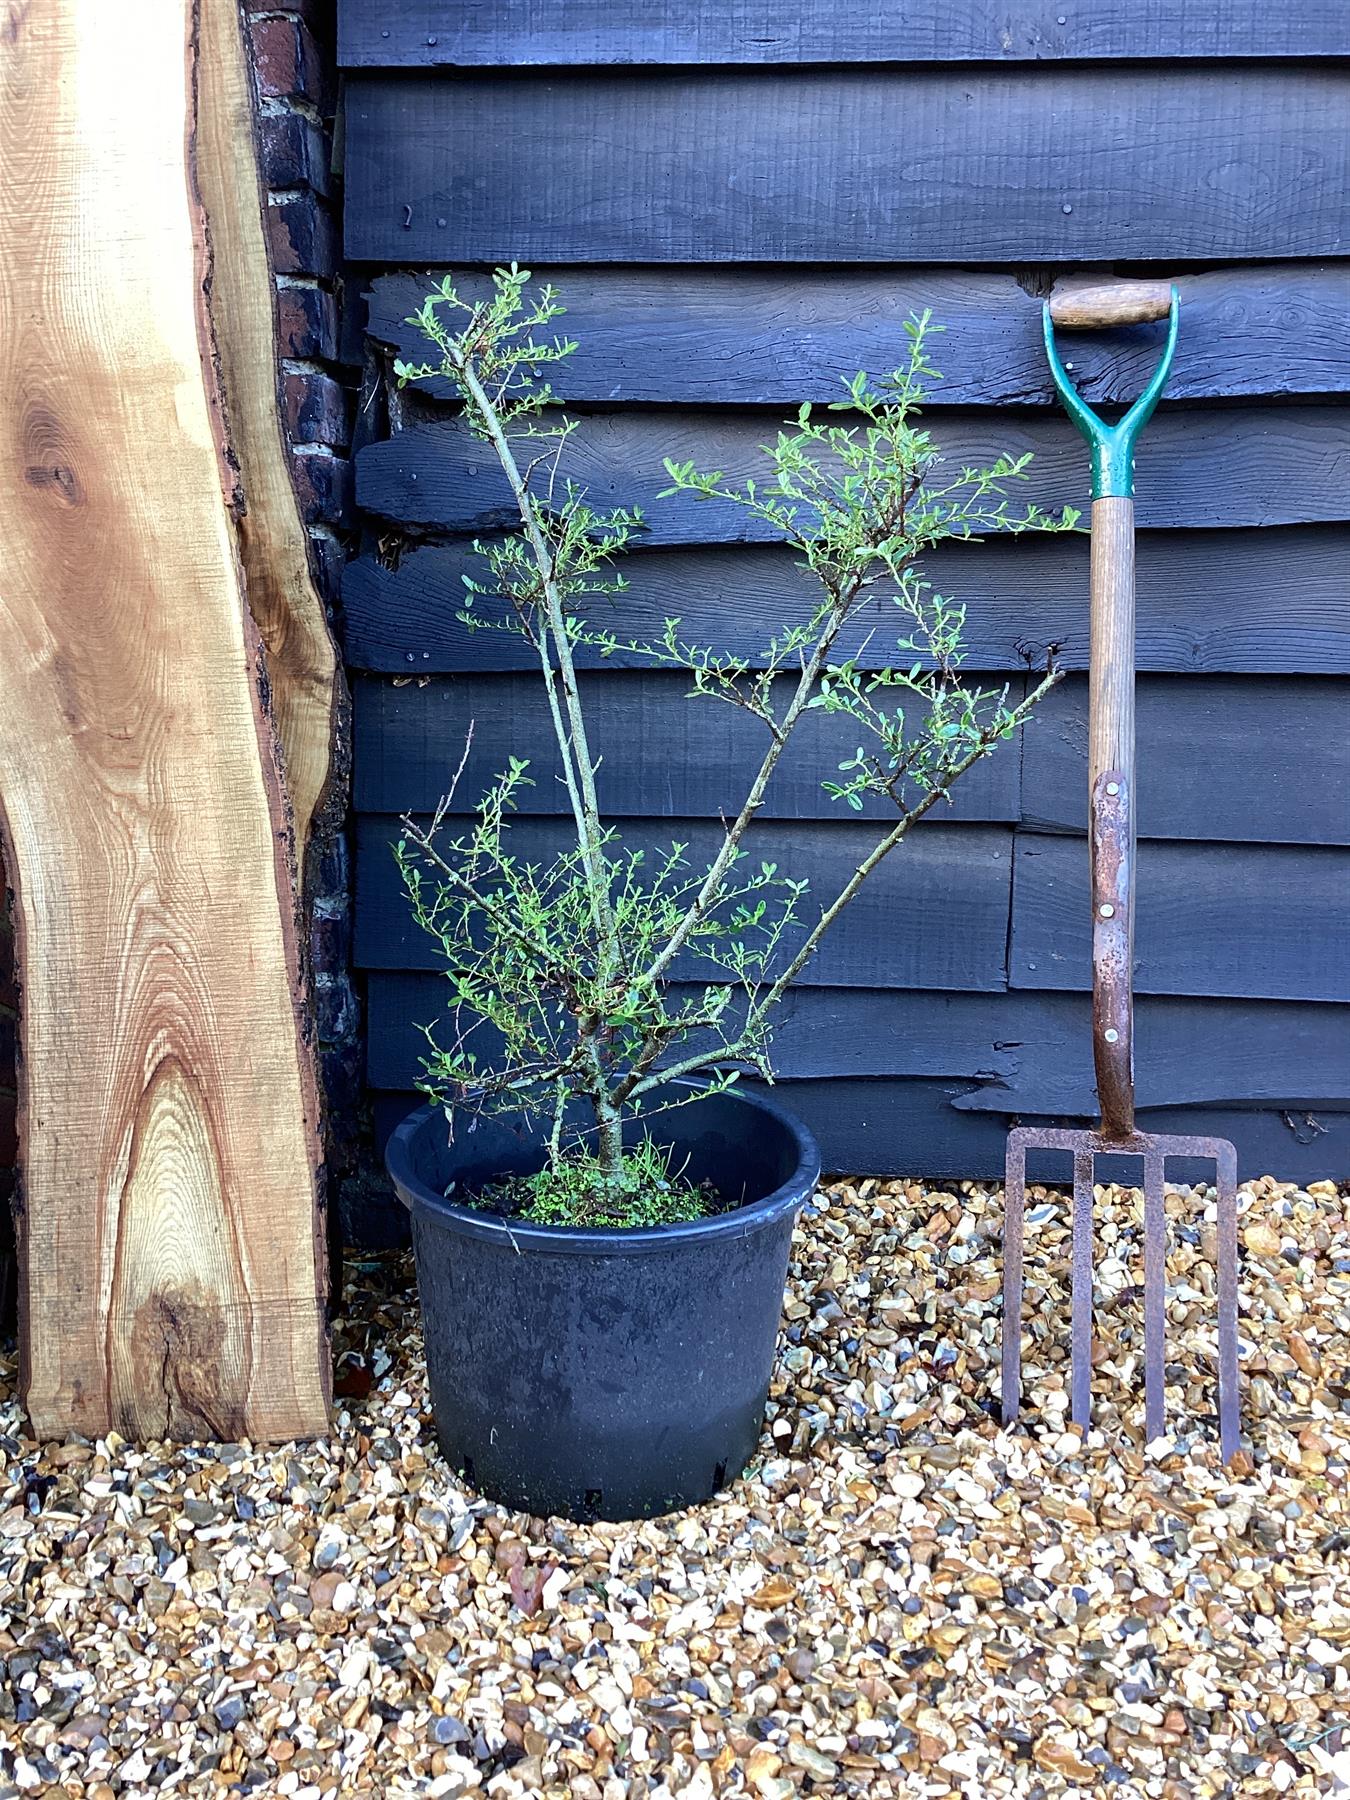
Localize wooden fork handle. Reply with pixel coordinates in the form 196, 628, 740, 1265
1089, 496, 1136, 1140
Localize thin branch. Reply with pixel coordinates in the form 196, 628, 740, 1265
447, 343, 621, 974
398, 814, 563, 970
635, 567, 868, 988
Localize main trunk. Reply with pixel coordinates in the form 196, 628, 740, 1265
593, 1096, 626, 1187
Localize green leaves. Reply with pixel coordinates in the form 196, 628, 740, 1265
394, 275, 1065, 1201
511, 1137, 709, 1228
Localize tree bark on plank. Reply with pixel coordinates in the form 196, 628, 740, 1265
0, 0, 330, 1440
197, 0, 345, 858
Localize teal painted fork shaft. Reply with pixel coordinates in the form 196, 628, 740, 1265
1042, 289, 1180, 498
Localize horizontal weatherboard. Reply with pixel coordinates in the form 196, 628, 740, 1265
339, 2, 1350, 67
342, 527, 1350, 677
355, 407, 1350, 539
344, 68, 1350, 262
1011, 837, 1350, 1003
369, 1085, 1350, 1184
355, 814, 1013, 990
1022, 677, 1350, 847
351, 671, 1350, 846
368, 265, 1350, 408
367, 975, 1350, 1113
760, 1088, 1350, 1183
350, 670, 1024, 823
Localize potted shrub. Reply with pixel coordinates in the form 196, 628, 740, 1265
384, 269, 1074, 1520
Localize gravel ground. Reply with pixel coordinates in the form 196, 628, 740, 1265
1, 1172, 1349, 1800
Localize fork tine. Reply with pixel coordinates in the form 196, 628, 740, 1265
1214, 1141, 1241, 1462
1001, 1135, 1028, 1428
1142, 1148, 1167, 1444
1070, 1148, 1095, 1431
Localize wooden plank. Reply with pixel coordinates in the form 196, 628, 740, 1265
369, 1080, 1013, 1183
366, 979, 1027, 1088
1023, 677, 1350, 846
355, 815, 1013, 990
343, 69, 1350, 262
339, 2, 1350, 69
350, 671, 1022, 823
368, 981, 1027, 1088
198, 0, 344, 856
0, 0, 328, 1440
368, 974, 1350, 1113
1011, 837, 1350, 1003
369, 1085, 1350, 1186
765, 1090, 1350, 1182
356, 407, 1350, 539
952, 999, 1350, 1117
367, 265, 1350, 408
359, 670, 1350, 844
343, 527, 1350, 677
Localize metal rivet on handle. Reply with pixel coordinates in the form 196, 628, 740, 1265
1104, 1028, 1119, 1044
1099, 903, 1115, 918
1106, 781, 1120, 795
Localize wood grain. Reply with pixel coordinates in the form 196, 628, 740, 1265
366, 265, 1350, 408
339, 1, 1350, 68
341, 17, 1350, 1194
0, 0, 329, 1441
343, 68, 1350, 262
354, 665, 1350, 861
1024, 677, 1350, 846
1085, 496, 1137, 1134
356, 407, 1350, 539
350, 671, 1022, 823
342, 528, 1350, 677
197, 0, 343, 856
1088, 499, 1136, 796
369, 1085, 1350, 1185
1049, 278, 1173, 329
356, 815, 1013, 991
365, 977, 1027, 1086
368, 973, 1350, 1111
1011, 837, 1350, 1003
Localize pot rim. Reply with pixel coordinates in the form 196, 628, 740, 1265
384, 1078, 821, 1257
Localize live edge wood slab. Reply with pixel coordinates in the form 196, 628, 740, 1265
197, 0, 343, 861
0, 0, 330, 1441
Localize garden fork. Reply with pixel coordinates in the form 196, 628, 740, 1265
1001, 279, 1241, 1460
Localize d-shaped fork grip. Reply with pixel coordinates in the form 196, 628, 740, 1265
1043, 288, 1179, 500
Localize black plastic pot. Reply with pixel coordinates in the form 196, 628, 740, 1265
385, 1081, 820, 1521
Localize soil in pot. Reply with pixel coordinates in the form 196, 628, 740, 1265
385, 1081, 820, 1522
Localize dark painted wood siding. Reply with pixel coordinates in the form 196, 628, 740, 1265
337, 3, 1350, 1177
339, 4, 1350, 68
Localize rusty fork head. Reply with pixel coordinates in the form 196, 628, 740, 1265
998, 784, 1243, 1456
1001, 1124, 1241, 1462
